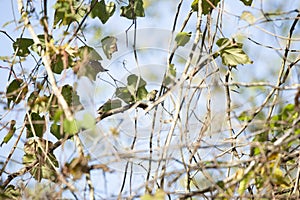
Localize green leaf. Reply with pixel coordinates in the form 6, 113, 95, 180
238, 111, 252, 122
97, 99, 122, 115
116, 74, 148, 103
127, 74, 147, 89
252, 146, 261, 156
77, 113, 96, 130
26, 112, 46, 138
13, 38, 34, 57
216, 37, 232, 47
28, 93, 49, 114
60, 85, 81, 108
77, 60, 107, 81
78, 45, 102, 61
53, 0, 87, 27
101, 36, 117, 60
1, 185, 21, 200
0, 120, 16, 146
282, 104, 296, 120
6, 79, 28, 108
61, 85, 74, 106
272, 167, 290, 187
116, 87, 134, 104
127, 74, 148, 101
63, 119, 78, 135
120, 0, 145, 19
216, 38, 253, 67
163, 64, 176, 86
23, 138, 58, 182
51, 53, 73, 74
175, 32, 191, 47
240, 0, 253, 6
216, 180, 225, 189
31, 35, 46, 54
90, 0, 115, 24
50, 123, 63, 140
191, 0, 221, 15
53, 110, 64, 122
238, 172, 252, 195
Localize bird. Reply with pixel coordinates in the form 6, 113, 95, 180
147, 89, 158, 102
88, 60, 108, 72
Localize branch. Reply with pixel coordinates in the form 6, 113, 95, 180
17, 0, 73, 121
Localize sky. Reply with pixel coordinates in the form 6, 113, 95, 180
0, 0, 300, 198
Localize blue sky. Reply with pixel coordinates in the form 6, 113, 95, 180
1, 0, 300, 198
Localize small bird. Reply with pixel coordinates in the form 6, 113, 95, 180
147, 89, 158, 102
88, 60, 108, 72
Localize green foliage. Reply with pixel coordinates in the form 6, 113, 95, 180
238, 171, 252, 195
22, 139, 58, 182
61, 85, 79, 106
78, 45, 102, 61
26, 112, 46, 138
270, 104, 299, 137
53, 0, 87, 27
121, 0, 145, 19
76, 113, 96, 130
51, 54, 71, 74
163, 64, 176, 86
216, 38, 253, 67
77, 60, 107, 81
97, 99, 122, 115
1, 0, 299, 199
191, 0, 221, 15
63, 119, 78, 135
13, 38, 34, 57
50, 123, 63, 140
90, 0, 116, 24
116, 74, 149, 104
0, 120, 16, 146
175, 32, 191, 47
48, 85, 80, 121
6, 79, 28, 108
27, 94, 49, 114
240, 0, 253, 6
31, 35, 46, 55
0, 185, 21, 200
116, 87, 134, 104
127, 74, 148, 101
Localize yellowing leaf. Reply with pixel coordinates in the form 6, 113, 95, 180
101, 36, 117, 60
141, 189, 165, 200
241, 11, 255, 24
272, 167, 290, 188
23, 138, 58, 182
